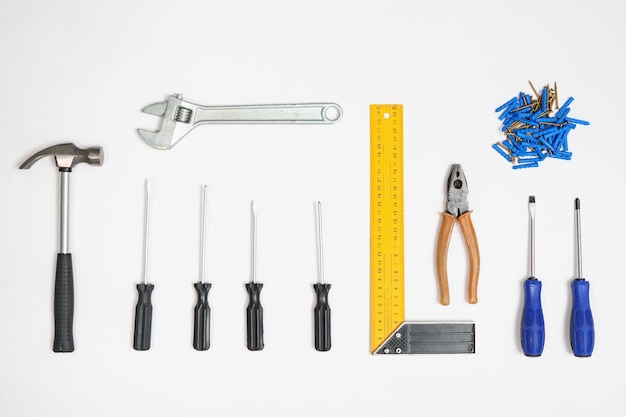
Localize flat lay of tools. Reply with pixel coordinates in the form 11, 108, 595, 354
435, 164, 480, 305
13, 84, 596, 356
20, 143, 104, 353
138, 94, 343, 150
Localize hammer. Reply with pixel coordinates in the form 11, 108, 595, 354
20, 143, 104, 352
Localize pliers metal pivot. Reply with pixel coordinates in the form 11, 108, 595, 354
436, 164, 480, 305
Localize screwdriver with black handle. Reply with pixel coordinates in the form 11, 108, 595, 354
570, 198, 594, 357
246, 201, 264, 351
521, 196, 544, 356
314, 201, 331, 351
134, 179, 154, 351
193, 185, 211, 351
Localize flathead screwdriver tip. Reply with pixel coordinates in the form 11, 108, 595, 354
528, 195, 536, 213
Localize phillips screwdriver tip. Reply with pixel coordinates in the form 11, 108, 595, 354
575, 197, 580, 209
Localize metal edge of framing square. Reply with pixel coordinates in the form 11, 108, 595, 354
374, 322, 475, 355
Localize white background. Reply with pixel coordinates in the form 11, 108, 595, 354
1, 0, 625, 416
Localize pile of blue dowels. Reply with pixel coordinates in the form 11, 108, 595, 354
492, 82, 589, 169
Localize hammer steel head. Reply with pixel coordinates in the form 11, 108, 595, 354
19, 143, 104, 170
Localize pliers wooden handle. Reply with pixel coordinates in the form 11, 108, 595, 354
436, 164, 480, 305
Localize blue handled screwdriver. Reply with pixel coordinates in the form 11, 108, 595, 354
521, 195, 545, 356
570, 198, 594, 357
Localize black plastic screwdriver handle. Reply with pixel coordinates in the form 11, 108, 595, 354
53, 253, 75, 352
133, 283, 154, 351
193, 282, 211, 351
246, 282, 264, 351
313, 283, 331, 351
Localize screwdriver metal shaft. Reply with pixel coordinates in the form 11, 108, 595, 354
246, 201, 264, 351
570, 198, 594, 357
134, 180, 154, 351
314, 201, 331, 352
521, 196, 544, 356
193, 185, 211, 351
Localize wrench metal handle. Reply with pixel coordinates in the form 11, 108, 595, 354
193, 103, 342, 124
139, 95, 343, 150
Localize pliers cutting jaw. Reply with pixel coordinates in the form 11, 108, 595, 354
446, 164, 469, 216
436, 164, 480, 305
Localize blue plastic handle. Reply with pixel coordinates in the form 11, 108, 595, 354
570, 279, 594, 357
521, 278, 544, 356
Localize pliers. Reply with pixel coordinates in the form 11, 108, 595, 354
436, 164, 480, 305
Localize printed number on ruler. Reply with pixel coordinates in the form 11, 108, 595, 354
370, 104, 405, 353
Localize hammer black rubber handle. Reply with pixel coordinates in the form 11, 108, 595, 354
193, 282, 211, 351
313, 283, 331, 352
133, 283, 154, 351
245, 282, 264, 351
53, 253, 75, 352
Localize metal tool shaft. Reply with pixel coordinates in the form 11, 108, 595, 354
575, 198, 583, 278
251, 201, 258, 284
59, 170, 70, 254
529, 196, 536, 277
143, 180, 152, 285
200, 185, 208, 283
194, 103, 342, 124
316, 201, 325, 285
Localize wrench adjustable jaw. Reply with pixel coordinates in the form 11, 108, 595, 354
138, 94, 196, 150
137, 94, 343, 150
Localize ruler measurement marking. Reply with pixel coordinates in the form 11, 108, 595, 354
370, 105, 404, 353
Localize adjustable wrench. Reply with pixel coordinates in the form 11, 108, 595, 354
137, 94, 343, 150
